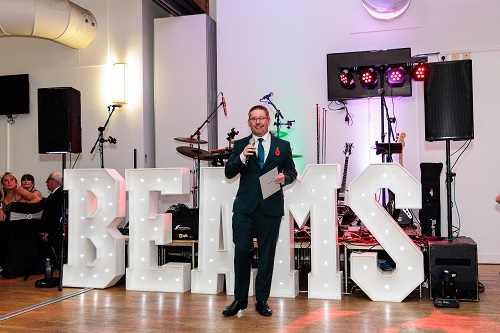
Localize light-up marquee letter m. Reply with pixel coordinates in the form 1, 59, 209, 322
349, 163, 423, 302
192, 164, 342, 300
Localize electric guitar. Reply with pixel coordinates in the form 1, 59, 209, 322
337, 143, 353, 206
338, 143, 356, 224
391, 132, 416, 227
398, 132, 406, 166
388, 133, 404, 219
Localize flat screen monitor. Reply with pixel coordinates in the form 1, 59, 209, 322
327, 48, 412, 101
0, 74, 30, 115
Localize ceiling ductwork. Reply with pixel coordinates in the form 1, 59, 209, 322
0, 0, 97, 49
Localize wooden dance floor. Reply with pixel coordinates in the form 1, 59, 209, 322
1, 264, 499, 332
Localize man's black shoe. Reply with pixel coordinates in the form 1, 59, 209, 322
222, 300, 248, 317
255, 301, 273, 316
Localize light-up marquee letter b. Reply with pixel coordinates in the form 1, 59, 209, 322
63, 169, 126, 289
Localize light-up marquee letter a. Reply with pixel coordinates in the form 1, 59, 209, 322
349, 163, 423, 302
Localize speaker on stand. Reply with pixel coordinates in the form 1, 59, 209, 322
424, 59, 473, 239
38, 87, 81, 154
37, 87, 81, 290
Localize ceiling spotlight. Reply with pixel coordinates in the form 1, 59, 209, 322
359, 68, 378, 89
386, 67, 405, 87
338, 69, 355, 89
412, 63, 427, 81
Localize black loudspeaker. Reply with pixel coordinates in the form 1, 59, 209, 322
424, 60, 474, 142
429, 236, 479, 301
38, 87, 81, 153
419, 163, 443, 237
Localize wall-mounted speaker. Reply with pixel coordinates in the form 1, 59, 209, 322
38, 87, 81, 154
429, 236, 479, 301
424, 59, 474, 142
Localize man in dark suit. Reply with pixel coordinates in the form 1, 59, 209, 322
40, 172, 65, 263
223, 105, 297, 317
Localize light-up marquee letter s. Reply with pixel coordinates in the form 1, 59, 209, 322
349, 163, 423, 302
125, 168, 190, 292
63, 169, 126, 289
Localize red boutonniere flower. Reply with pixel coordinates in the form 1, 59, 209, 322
275, 147, 280, 156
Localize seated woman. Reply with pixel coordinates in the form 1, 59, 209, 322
21, 174, 43, 200
0, 172, 41, 276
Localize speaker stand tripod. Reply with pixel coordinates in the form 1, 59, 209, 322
445, 140, 456, 241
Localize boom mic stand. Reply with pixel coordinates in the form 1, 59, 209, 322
188, 99, 225, 208
90, 105, 120, 168
377, 68, 397, 208
261, 96, 295, 138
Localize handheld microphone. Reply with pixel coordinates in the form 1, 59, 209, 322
245, 137, 256, 166
259, 92, 273, 101
110, 104, 122, 108
222, 95, 228, 116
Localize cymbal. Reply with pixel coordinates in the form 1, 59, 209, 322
174, 137, 208, 144
270, 131, 288, 138
176, 146, 213, 160
210, 147, 233, 154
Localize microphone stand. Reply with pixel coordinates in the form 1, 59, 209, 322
90, 105, 119, 168
261, 97, 295, 138
378, 68, 397, 212
188, 101, 224, 208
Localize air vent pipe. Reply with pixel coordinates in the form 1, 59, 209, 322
0, 0, 97, 49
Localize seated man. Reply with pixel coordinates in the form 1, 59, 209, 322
39, 172, 65, 264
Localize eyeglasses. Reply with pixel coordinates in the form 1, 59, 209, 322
249, 116, 268, 123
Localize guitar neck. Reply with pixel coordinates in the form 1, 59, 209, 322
340, 157, 349, 192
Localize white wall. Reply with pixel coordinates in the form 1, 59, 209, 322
1, 0, 499, 262
0, 0, 170, 196
214, 0, 500, 262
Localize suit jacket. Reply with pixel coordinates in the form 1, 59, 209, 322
225, 134, 297, 216
40, 186, 65, 241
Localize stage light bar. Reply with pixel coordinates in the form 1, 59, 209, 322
338, 69, 355, 89
412, 63, 427, 81
387, 67, 405, 87
359, 68, 377, 89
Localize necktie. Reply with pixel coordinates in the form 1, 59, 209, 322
258, 138, 265, 168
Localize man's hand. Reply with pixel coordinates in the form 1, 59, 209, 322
244, 143, 256, 157
274, 172, 285, 184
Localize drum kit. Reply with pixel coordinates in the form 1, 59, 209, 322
175, 129, 237, 207
175, 137, 233, 165
175, 92, 303, 207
